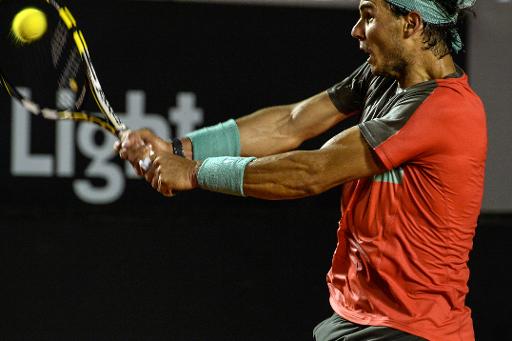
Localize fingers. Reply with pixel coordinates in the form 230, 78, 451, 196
115, 129, 144, 155
136, 146, 154, 176
144, 154, 158, 184
115, 129, 155, 178
139, 157, 152, 172
114, 129, 176, 198
139, 148, 155, 172
113, 140, 121, 152
137, 128, 159, 144
146, 157, 174, 197
113, 129, 131, 152
160, 184, 174, 197
150, 163, 160, 189
119, 143, 153, 176
118, 129, 132, 142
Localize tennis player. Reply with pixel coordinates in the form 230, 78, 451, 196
117, 0, 486, 339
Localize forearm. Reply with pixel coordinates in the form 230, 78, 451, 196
242, 150, 334, 200
179, 91, 350, 160
122, 126, 382, 199
180, 105, 299, 159
236, 104, 302, 157
242, 126, 382, 200
237, 92, 350, 157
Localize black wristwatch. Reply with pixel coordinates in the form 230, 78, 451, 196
172, 138, 185, 157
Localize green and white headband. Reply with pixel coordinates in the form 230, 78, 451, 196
386, 0, 476, 52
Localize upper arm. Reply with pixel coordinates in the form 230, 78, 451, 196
286, 90, 356, 141
274, 62, 373, 145
318, 125, 385, 186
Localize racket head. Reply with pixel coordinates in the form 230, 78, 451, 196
0, 0, 125, 137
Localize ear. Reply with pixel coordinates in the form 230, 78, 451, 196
403, 11, 423, 38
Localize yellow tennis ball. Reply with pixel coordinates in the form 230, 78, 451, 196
11, 8, 47, 44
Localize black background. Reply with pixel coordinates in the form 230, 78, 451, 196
0, 1, 510, 339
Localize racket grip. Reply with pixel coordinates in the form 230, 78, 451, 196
139, 157, 152, 172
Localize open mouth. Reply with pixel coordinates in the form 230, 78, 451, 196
365, 51, 374, 64
359, 44, 376, 65
360, 45, 372, 61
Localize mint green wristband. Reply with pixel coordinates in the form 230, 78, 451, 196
186, 119, 241, 160
197, 156, 256, 197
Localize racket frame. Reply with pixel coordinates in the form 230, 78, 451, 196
0, 0, 127, 137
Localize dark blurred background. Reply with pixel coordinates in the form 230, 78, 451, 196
0, 0, 510, 339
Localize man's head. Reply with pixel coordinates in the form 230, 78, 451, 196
352, 0, 475, 78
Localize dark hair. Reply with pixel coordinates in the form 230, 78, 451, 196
387, 1, 468, 57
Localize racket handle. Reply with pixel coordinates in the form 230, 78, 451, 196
139, 147, 155, 172
115, 125, 129, 139
118, 128, 153, 172
139, 157, 152, 172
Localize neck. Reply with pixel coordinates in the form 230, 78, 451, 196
397, 52, 457, 88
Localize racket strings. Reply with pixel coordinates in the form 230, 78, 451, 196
50, 21, 67, 67
57, 49, 80, 100
0, 0, 121, 136
48, 20, 89, 112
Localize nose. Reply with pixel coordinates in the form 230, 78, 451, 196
351, 18, 365, 41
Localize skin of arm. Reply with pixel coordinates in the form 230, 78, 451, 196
242, 125, 384, 200
116, 90, 383, 198
236, 91, 355, 157
180, 90, 356, 159
116, 124, 384, 199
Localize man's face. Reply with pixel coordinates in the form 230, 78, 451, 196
352, 0, 406, 77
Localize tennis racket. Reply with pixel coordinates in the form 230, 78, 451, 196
0, 0, 127, 137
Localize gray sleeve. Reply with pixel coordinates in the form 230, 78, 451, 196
358, 83, 437, 149
327, 62, 373, 114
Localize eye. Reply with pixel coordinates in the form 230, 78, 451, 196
364, 15, 374, 23
359, 10, 374, 24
